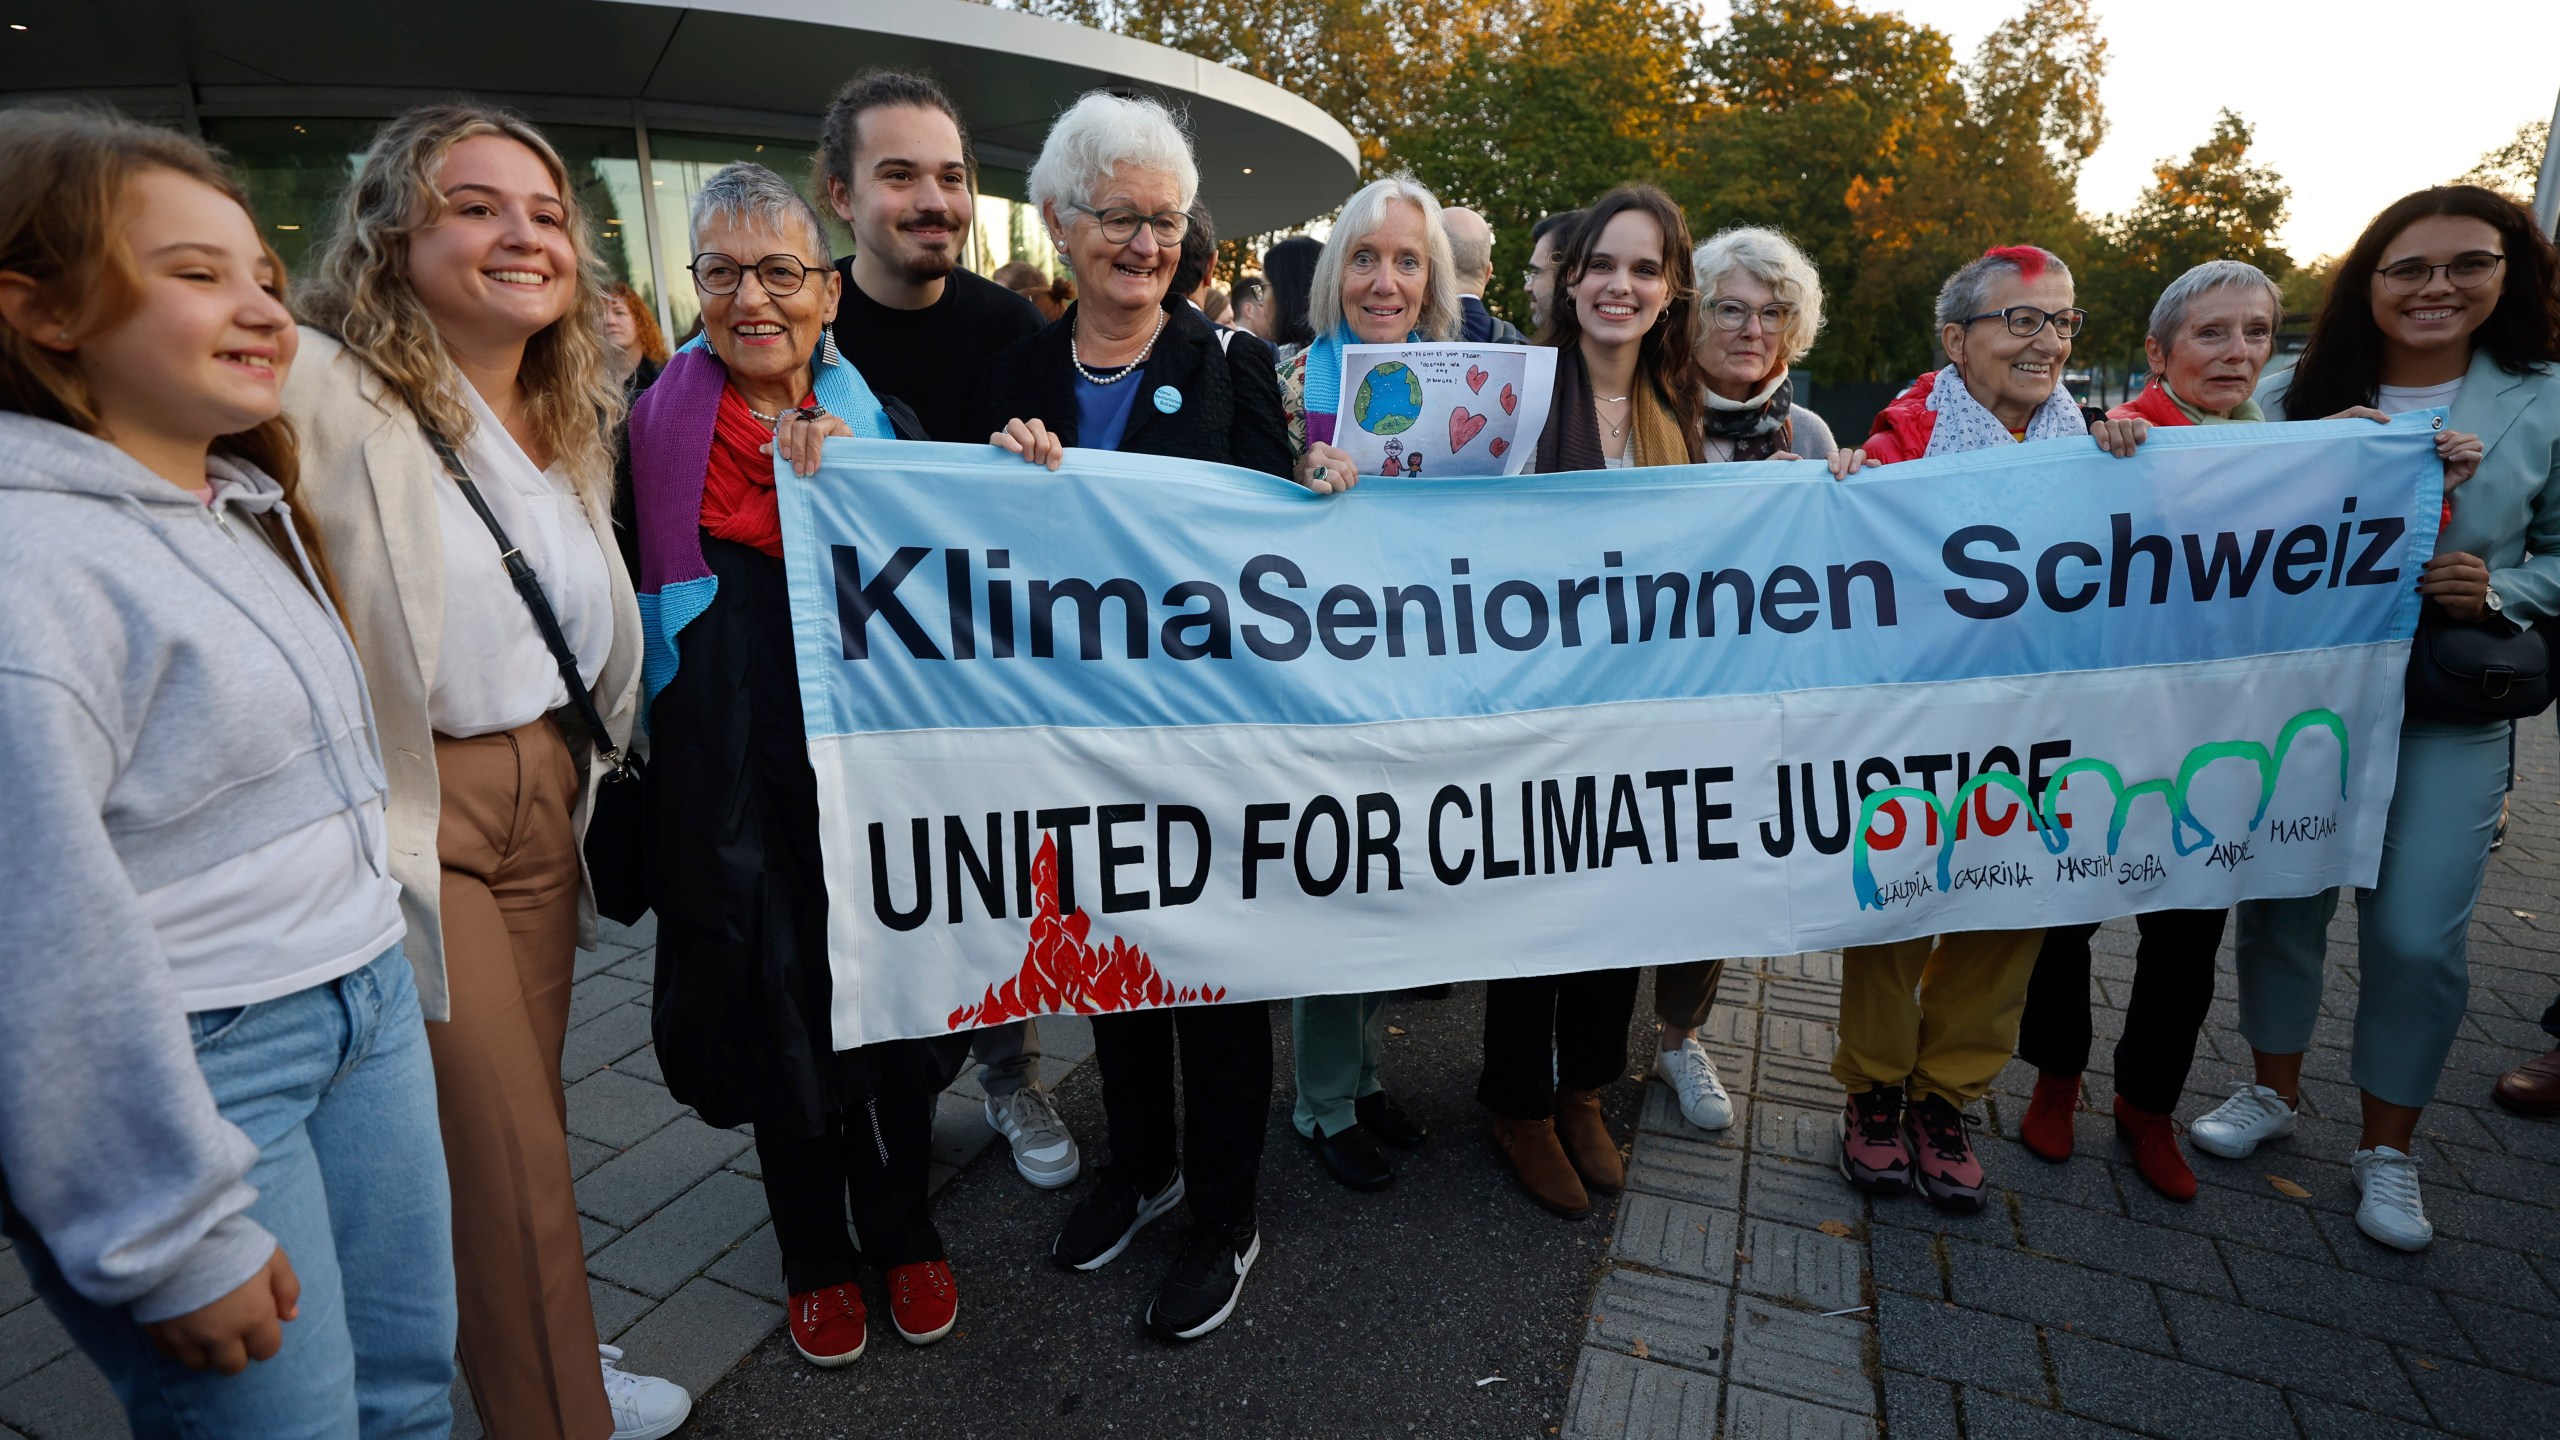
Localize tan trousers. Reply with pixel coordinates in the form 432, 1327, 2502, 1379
1831, 930, 2044, 1106
432, 722, 612, 1440
1655, 960, 1725, 1031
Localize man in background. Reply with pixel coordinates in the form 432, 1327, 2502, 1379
1230, 273, 1274, 341
1524, 208, 1585, 337
1442, 205, 1524, 345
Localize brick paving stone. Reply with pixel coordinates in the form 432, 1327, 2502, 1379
1741, 1154, 1866, 1234
2435, 1143, 2560, 1208
559, 1000, 654, 1082
1750, 1102, 1841, 1168
2444, 1294, 2560, 1384
1584, 1268, 1729, 1375
2013, 1194, 2234, 1297
1721, 1385, 1868, 1440
1977, 1138, 2132, 1214
2188, 1147, 2361, 1216
0, 1300, 72, 1388
1736, 1217, 1862, 1311
588, 1170, 771, 1299
2155, 1289, 2427, 1419
1943, 1236, 2171, 1352
2047, 1330, 2293, 1440
1871, 1292, 2044, 1401
1562, 1347, 1719, 1440
566, 972, 648, 1027
1725, 1296, 1872, 1415
1637, 1075, 1751, 1144
566, 1133, 614, 1179
2116, 1168, 2333, 1261
1867, 1188, 2018, 1247
605, 1277, 780, 1403
1624, 1131, 1744, 1209
1762, 980, 1839, 1023
575, 1115, 754, 1228
2305, 1212, 2560, 1315
2284, 1393, 2449, 1440
0, 1354, 126, 1440
562, 1067, 684, 1149
1754, 1052, 1843, 1109
1960, 1389, 2147, 1440
1878, 1371, 1961, 1440
2403, 1355, 2560, 1440
1867, 1221, 1944, 1300
704, 1223, 785, 1304
610, 1045, 664, 1087
1610, 1192, 1739, 1285
580, 1215, 618, 1256
589, 1278, 652, 1342
2217, 1242, 2479, 1357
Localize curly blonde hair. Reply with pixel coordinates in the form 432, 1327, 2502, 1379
298, 104, 621, 500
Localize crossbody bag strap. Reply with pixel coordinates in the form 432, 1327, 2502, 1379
421, 427, 623, 767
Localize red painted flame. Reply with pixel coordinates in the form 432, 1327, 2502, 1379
946, 834, 1224, 1029
1982, 245, 2050, 280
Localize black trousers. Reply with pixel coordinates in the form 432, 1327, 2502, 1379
1091, 1000, 1272, 1231
1478, 968, 1642, 1121
2017, 910, 2228, 1115
755, 1037, 948, 1295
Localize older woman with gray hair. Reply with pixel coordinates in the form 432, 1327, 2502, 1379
622, 162, 963, 1371
1277, 173, 1463, 494
1688, 226, 1866, 477
977, 92, 1286, 1344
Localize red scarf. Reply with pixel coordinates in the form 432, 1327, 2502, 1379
699, 384, 810, 558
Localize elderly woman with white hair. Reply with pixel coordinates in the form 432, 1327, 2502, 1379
1275, 172, 1463, 495
622, 162, 967, 1373
1689, 226, 1868, 475
979, 92, 1288, 1343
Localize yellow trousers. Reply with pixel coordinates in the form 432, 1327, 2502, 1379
1831, 930, 2044, 1106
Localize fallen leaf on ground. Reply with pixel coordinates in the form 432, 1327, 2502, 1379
2266, 1175, 2312, 1199
1630, 1338, 1651, 1358
2414, 1357, 2439, 1371
1817, 1220, 1856, 1238
2512, 910, 2537, 921
1387, 1025, 1408, 1036
1735, 1251, 1753, 1264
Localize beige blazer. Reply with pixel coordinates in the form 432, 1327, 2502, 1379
284, 328, 642, 1021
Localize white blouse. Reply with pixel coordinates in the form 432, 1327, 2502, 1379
428, 384, 614, 737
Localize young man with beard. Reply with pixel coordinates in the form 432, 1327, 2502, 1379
819, 71, 1044, 445
815, 71, 1074, 1192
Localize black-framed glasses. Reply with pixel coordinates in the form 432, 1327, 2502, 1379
2377, 251, 2504, 296
1705, 299, 1796, 333
688, 253, 826, 297
1958, 304, 2087, 339
1063, 202, 1188, 247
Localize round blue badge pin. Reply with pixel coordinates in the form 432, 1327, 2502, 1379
1153, 385, 1183, 415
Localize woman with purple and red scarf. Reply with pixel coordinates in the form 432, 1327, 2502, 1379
616, 162, 964, 1371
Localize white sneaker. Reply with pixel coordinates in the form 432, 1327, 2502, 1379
2351, 1146, 2435, 1252
599, 1345, 691, 1440
1653, 1039, 1734, 1131
2188, 1083, 2297, 1159
986, 1087, 1082, 1188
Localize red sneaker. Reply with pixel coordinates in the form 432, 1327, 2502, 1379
2020, 1069, 2080, 1162
2113, 1094, 2197, 1202
788, 1283, 866, 1368
886, 1259, 958, 1345
1836, 1085, 1912, 1195
1903, 1094, 1988, 1213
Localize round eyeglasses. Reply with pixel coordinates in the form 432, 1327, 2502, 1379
2377, 252, 2503, 296
1957, 304, 2088, 340
688, 253, 826, 297
1705, 299, 1795, 333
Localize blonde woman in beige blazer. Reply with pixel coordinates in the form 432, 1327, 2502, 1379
286, 106, 683, 1440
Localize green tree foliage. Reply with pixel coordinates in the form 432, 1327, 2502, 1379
2079, 110, 2293, 375
2455, 120, 2551, 202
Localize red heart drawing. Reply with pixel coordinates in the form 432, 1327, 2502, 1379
1489, 437, 1510, 460
1498, 383, 1518, 416
1466, 365, 1489, 393
1449, 407, 1488, 453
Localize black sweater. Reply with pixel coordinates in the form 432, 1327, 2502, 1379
973, 301, 1294, 478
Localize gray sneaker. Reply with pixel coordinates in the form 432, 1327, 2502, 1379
986, 1087, 1082, 1188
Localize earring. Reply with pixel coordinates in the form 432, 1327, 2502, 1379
820, 329, 845, 368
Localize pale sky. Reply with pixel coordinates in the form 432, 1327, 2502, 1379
1857, 1, 2559, 260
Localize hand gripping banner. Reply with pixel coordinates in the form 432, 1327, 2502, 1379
774, 418, 2442, 1049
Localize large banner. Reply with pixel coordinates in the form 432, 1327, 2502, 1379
775, 419, 2442, 1049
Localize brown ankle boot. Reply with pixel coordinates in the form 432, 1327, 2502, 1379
1491, 1115, 1591, 1219
1554, 1087, 1625, 1194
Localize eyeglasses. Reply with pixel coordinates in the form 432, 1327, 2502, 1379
2377, 251, 2504, 295
688, 253, 826, 297
1706, 299, 1795, 333
1064, 202, 1188, 247
1958, 304, 2088, 339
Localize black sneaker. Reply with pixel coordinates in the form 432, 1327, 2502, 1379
1145, 1219, 1261, 1341
1356, 1090, 1430, 1150
1052, 1168, 1184, 1272
1308, 1121, 1394, 1191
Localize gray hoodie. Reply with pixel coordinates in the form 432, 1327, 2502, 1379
0, 412, 390, 1322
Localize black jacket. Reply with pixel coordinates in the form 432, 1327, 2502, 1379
1461, 295, 1526, 346
974, 301, 1294, 477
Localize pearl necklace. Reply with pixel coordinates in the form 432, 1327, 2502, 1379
1071, 308, 1169, 386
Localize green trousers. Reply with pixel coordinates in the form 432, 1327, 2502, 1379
1291, 992, 1389, 1138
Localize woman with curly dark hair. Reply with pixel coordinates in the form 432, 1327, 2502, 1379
2191, 185, 2559, 1255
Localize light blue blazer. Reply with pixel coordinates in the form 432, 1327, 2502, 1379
2260, 346, 2560, 623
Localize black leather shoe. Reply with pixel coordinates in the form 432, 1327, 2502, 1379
1357, 1090, 1430, 1150
1307, 1122, 1394, 1190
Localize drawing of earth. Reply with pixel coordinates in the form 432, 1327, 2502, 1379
1352, 362, 1424, 435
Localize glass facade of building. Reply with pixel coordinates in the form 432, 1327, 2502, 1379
202, 117, 1051, 342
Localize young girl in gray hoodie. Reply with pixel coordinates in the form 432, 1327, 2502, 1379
0, 111, 457, 1438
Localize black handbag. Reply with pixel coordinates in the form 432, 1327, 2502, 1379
2406, 603, 2554, 722
423, 430, 655, 923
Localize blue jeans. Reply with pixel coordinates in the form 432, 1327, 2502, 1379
15, 945, 457, 1439
2233, 719, 2510, 1108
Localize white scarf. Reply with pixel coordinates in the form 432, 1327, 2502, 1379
1920, 362, 2086, 458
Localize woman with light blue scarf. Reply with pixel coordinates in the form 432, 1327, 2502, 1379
1269, 174, 1464, 1190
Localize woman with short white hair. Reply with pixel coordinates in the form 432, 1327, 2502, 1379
1688, 226, 1863, 474
1277, 173, 1462, 496
978, 90, 1289, 1343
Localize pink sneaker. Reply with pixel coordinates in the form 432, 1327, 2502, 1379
1903, 1093, 1987, 1213
1837, 1086, 1912, 1195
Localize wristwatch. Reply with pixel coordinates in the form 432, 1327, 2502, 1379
2484, 586, 2504, 616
